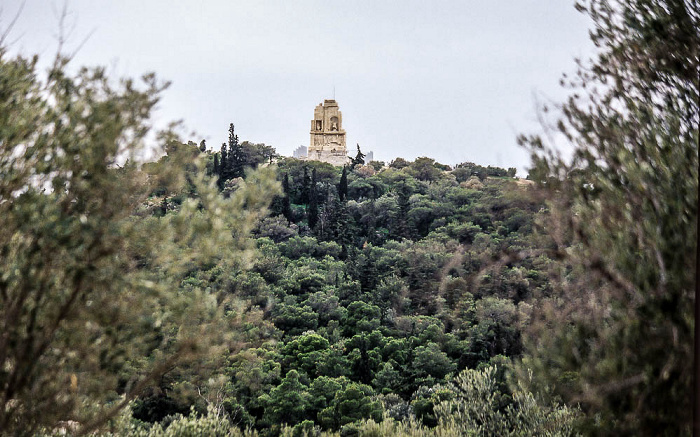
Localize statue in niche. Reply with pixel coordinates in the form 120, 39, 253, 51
330, 116, 338, 131
316, 120, 322, 130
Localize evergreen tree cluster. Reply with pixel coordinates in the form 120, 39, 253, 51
217, 123, 243, 187
211, 123, 277, 189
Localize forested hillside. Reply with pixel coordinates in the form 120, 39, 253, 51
130, 142, 558, 435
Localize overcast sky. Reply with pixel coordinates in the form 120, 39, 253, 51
4, 1, 595, 175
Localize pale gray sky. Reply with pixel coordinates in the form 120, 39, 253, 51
4, 1, 595, 174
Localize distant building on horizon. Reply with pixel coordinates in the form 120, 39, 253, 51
293, 145, 307, 158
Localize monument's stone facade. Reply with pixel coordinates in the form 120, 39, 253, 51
307, 99, 350, 166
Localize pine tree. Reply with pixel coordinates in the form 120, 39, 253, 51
213, 153, 219, 176
351, 144, 366, 169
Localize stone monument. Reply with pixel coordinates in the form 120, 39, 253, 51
307, 99, 350, 166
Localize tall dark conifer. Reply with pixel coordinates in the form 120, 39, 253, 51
395, 181, 412, 239
218, 143, 228, 188
308, 168, 319, 230
331, 193, 352, 247
350, 144, 366, 169
282, 173, 293, 222
338, 166, 348, 202
213, 153, 219, 176
300, 167, 311, 205
219, 143, 228, 174
227, 123, 243, 178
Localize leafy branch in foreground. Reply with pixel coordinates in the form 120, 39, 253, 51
0, 47, 279, 435
518, 0, 698, 434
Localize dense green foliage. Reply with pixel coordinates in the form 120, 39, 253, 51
95, 366, 579, 437
123, 152, 558, 436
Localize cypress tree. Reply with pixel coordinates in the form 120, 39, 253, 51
331, 194, 352, 247
219, 143, 228, 174
227, 123, 243, 178
338, 166, 348, 202
213, 153, 219, 176
300, 167, 311, 205
395, 181, 412, 240
282, 173, 293, 222
308, 168, 319, 230
199, 139, 206, 153
218, 143, 227, 188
